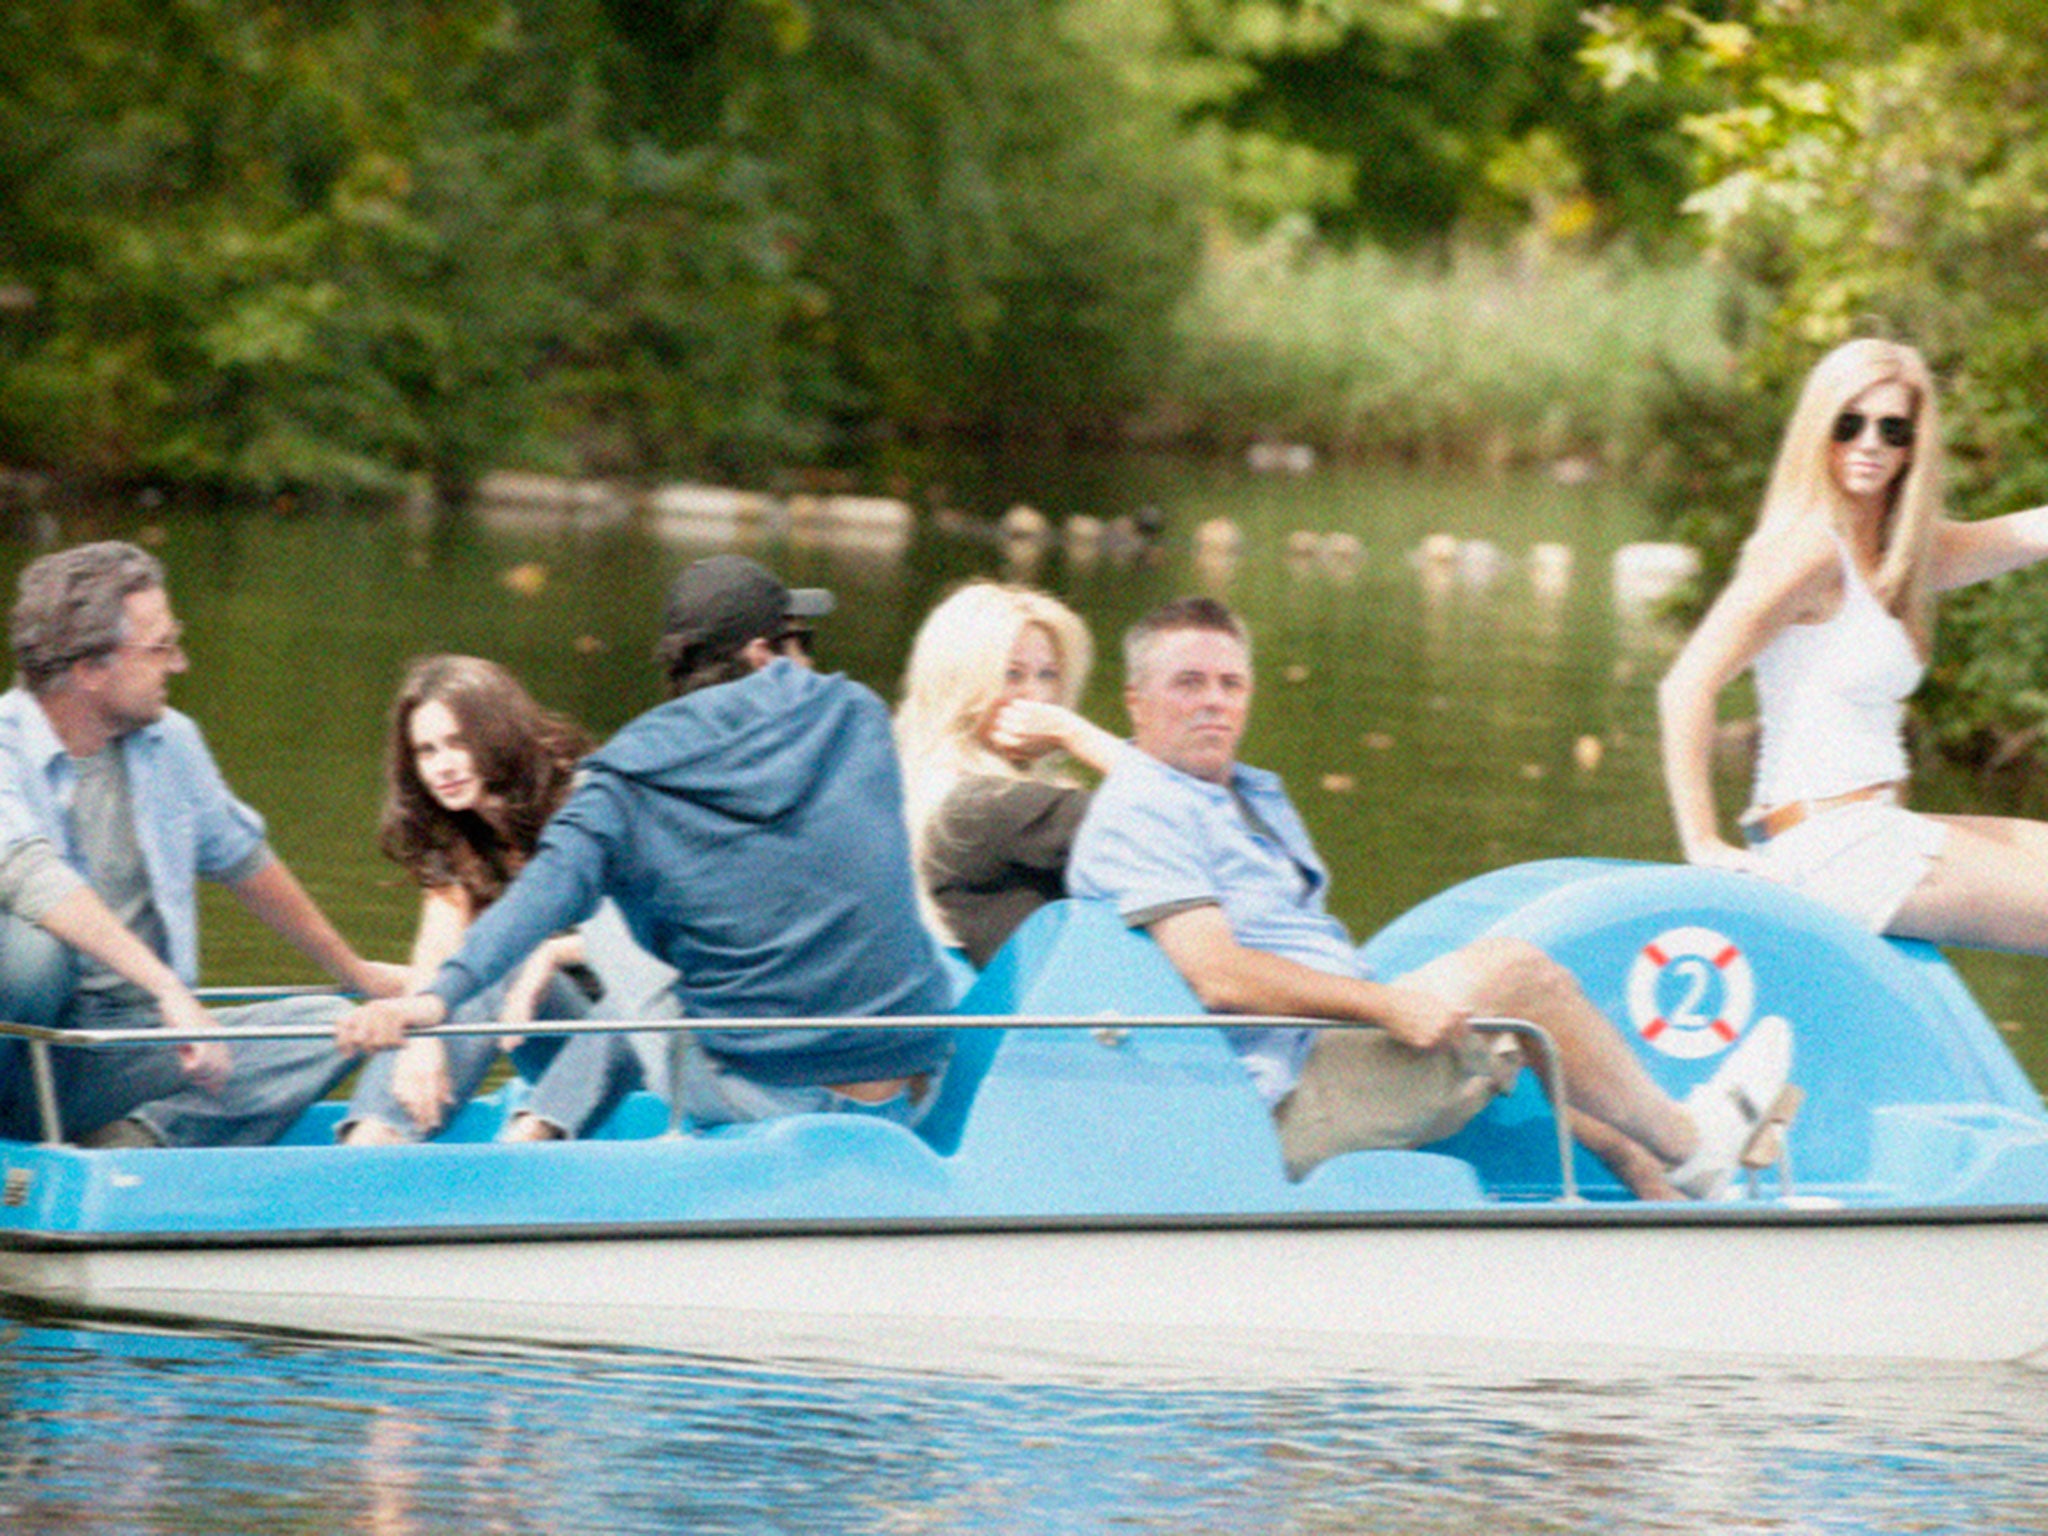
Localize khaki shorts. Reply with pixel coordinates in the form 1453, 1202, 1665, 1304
1273, 1026, 1520, 1181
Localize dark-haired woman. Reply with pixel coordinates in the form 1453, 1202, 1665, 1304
339, 655, 595, 1145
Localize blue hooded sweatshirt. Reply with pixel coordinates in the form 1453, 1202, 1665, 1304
429, 660, 953, 1086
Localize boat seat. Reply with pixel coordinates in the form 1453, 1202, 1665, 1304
585, 1089, 672, 1140
949, 900, 1491, 1207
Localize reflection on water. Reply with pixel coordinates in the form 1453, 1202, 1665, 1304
4, 1318, 2046, 1535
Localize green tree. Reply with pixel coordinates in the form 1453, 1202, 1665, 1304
0, 0, 1211, 493
1166, 0, 1703, 249
0, 3, 819, 499
690, 0, 1205, 442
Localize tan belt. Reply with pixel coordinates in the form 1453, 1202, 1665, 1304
1741, 781, 1903, 847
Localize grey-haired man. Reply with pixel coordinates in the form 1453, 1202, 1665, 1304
0, 541, 399, 1146
1069, 595, 1794, 1199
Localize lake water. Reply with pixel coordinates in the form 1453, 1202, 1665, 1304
8, 1320, 2048, 1534
4, 456, 2048, 1530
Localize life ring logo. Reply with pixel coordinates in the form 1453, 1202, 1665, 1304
1626, 926, 1754, 1059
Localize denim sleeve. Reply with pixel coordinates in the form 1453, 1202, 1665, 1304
0, 735, 54, 862
0, 785, 46, 860
215, 840, 273, 887
1067, 774, 1218, 924
172, 719, 269, 880
427, 781, 621, 1014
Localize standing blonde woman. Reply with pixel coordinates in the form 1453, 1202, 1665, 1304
896, 582, 1123, 967
1659, 337, 2048, 947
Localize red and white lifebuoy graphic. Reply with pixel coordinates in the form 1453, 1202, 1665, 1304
1625, 926, 1754, 1059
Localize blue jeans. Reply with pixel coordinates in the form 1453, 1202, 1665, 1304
0, 914, 355, 1145
519, 1028, 947, 1136
338, 972, 590, 1142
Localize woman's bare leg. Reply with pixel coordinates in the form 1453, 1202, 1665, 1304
1890, 815, 2048, 953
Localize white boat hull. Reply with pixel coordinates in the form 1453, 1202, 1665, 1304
8, 1211, 2046, 1374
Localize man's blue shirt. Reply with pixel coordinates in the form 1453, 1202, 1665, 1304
1069, 748, 1370, 1103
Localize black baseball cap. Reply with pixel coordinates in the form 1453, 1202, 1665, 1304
659, 555, 834, 656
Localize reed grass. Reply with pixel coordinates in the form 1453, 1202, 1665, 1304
1163, 229, 1742, 467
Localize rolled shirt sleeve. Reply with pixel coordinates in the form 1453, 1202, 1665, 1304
1067, 770, 1224, 921
0, 836, 87, 923
214, 841, 274, 888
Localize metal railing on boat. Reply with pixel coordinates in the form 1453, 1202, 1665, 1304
0, 1001, 1580, 1201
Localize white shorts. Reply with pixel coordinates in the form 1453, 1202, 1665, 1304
1750, 799, 1948, 931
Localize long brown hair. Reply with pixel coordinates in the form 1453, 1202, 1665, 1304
379, 655, 592, 908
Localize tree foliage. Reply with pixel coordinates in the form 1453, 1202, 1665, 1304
0, 2, 814, 495
707, 0, 1204, 440
1168, 0, 1703, 249
0, 0, 1205, 497
0, 0, 1765, 500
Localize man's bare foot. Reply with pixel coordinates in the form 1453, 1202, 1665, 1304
502, 1112, 565, 1143
340, 1117, 411, 1147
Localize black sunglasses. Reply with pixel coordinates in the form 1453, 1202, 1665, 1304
776, 623, 814, 657
1832, 410, 1915, 449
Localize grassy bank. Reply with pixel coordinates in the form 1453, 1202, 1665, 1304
1159, 230, 1742, 469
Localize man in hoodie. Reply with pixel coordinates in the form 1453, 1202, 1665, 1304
331, 555, 955, 1138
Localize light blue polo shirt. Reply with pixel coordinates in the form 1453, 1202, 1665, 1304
1069, 747, 1370, 1103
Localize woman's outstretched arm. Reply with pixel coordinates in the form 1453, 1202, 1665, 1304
405, 885, 475, 988
1929, 504, 2048, 591
984, 699, 1126, 775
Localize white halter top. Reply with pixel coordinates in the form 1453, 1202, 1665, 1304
1749, 532, 1923, 808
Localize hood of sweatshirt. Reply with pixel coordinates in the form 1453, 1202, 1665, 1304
582, 659, 868, 824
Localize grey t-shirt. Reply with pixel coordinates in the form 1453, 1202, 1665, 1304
71, 749, 170, 1003
0, 746, 266, 1009
921, 774, 1090, 968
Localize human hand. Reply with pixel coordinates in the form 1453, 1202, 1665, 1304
391, 1037, 453, 1134
984, 699, 1076, 762
350, 959, 413, 1000
157, 988, 232, 1093
1372, 984, 1472, 1052
335, 994, 447, 1055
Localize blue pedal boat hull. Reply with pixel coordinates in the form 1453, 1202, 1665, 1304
5, 861, 2048, 1369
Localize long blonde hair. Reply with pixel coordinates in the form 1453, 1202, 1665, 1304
1751, 337, 1944, 645
894, 582, 1094, 935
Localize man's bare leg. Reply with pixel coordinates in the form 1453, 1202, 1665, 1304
1402, 936, 1701, 1188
